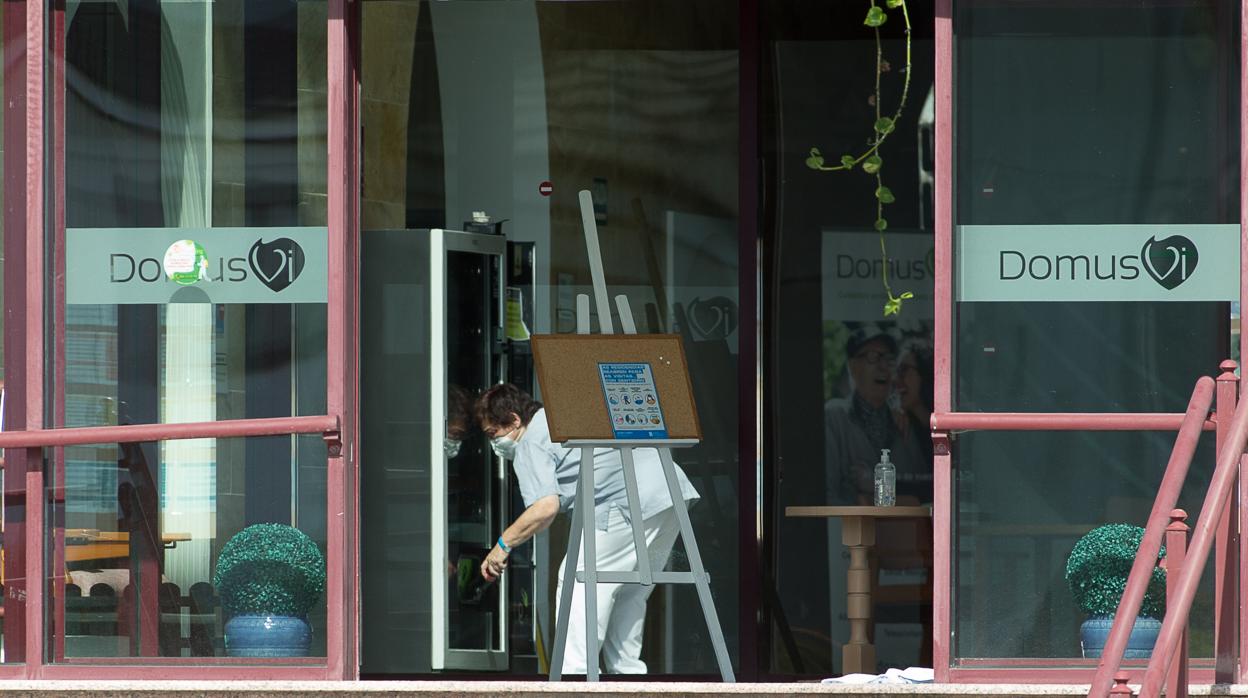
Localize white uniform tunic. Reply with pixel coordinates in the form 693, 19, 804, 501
512, 408, 699, 673
512, 409, 699, 529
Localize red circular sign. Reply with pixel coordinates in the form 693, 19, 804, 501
538, 181, 554, 196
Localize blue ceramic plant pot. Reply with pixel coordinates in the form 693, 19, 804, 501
224, 614, 312, 657
1080, 615, 1162, 659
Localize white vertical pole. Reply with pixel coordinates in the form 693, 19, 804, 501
549, 472, 585, 680
580, 445, 600, 680
576, 294, 591, 335
619, 448, 653, 586
614, 295, 637, 335
578, 190, 613, 334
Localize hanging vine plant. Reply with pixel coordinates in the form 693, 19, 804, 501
806, 0, 913, 316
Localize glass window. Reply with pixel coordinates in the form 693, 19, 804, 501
36, 0, 336, 669
46, 435, 328, 662
949, 0, 1238, 668
954, 0, 1240, 413
764, 0, 936, 676
53, 0, 329, 431
357, 0, 740, 675
953, 430, 1216, 663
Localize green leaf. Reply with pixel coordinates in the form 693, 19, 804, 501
875, 186, 896, 204
883, 291, 913, 317
874, 218, 888, 231
805, 147, 825, 169
874, 117, 895, 135
863, 155, 883, 174
864, 6, 887, 27
886, 0, 904, 8
840, 154, 856, 169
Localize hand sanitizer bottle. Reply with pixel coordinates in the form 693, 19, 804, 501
874, 448, 896, 506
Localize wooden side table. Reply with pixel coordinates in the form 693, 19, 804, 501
785, 505, 932, 675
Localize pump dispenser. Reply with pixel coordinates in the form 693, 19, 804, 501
874, 448, 896, 506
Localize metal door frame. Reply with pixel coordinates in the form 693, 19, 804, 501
930, 0, 1248, 683
430, 229, 510, 671
0, 0, 360, 680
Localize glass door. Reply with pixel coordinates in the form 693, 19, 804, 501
435, 233, 508, 669
942, 0, 1240, 676
46, 0, 334, 665
360, 229, 508, 673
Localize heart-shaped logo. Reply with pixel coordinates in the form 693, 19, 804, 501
687, 296, 738, 340
248, 237, 306, 293
1141, 234, 1198, 291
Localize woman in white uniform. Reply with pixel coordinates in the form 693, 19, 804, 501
475, 383, 699, 674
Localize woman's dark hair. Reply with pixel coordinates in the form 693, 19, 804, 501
475, 383, 543, 428
446, 384, 471, 439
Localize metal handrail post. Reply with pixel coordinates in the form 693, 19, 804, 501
1088, 377, 1214, 698
1165, 510, 1190, 698
1140, 398, 1248, 698
1214, 360, 1239, 682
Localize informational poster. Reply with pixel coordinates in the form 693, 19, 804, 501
598, 363, 668, 439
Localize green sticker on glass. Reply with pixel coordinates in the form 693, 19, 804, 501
163, 239, 208, 286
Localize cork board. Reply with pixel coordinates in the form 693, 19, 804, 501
531, 334, 702, 443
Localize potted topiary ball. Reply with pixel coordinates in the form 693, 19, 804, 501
214, 523, 327, 657
1064, 523, 1165, 659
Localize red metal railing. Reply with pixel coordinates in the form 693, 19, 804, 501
1086, 376, 1214, 698
0, 414, 340, 450
1138, 389, 1248, 697
1090, 368, 1248, 698
930, 413, 1217, 432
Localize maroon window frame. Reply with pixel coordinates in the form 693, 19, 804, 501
0, 0, 361, 679
931, 0, 1248, 684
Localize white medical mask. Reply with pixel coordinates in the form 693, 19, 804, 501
490, 435, 518, 460
443, 438, 462, 459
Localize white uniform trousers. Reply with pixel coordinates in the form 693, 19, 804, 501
557, 506, 682, 674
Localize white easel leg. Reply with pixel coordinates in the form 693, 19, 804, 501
580, 446, 600, 681
549, 468, 585, 680
658, 449, 736, 682
619, 447, 654, 585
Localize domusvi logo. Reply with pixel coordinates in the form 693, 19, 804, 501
996, 233, 1200, 291
248, 237, 306, 293
66, 227, 327, 305
958, 224, 1236, 303
1140, 235, 1198, 290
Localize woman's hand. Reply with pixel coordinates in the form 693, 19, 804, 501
481, 544, 510, 581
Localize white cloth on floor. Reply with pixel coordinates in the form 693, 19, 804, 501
822, 667, 935, 684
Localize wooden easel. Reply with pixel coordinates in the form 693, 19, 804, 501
539, 191, 734, 682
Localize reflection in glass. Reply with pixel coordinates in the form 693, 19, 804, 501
59, 0, 329, 430
953, 0, 1239, 413
445, 250, 501, 653
766, 1, 936, 675
358, 0, 740, 676
48, 436, 327, 661
953, 431, 1216, 662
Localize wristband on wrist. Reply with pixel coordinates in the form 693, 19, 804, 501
497, 536, 512, 554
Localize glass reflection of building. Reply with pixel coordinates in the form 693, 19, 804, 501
0, 0, 1236, 687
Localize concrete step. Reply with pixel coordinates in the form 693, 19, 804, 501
0, 682, 1211, 698
0, 682, 1243, 697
